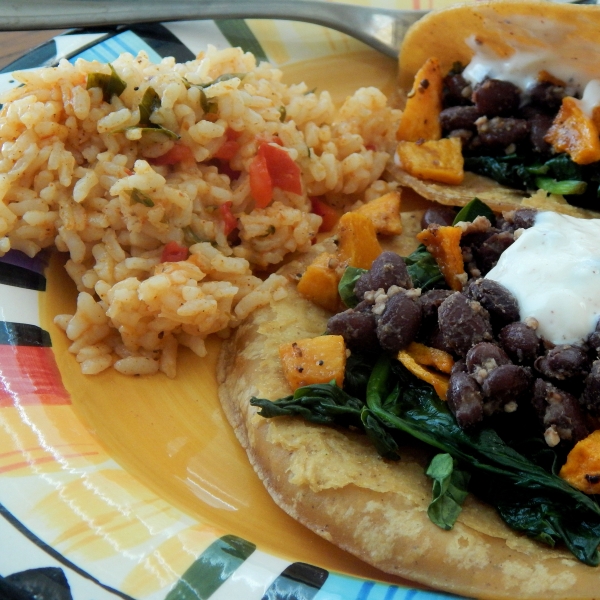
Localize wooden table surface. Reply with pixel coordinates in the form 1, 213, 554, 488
0, 30, 65, 71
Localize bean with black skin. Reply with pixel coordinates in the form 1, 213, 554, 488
466, 278, 520, 330
471, 231, 515, 275
443, 73, 472, 107
326, 309, 378, 352
499, 321, 540, 364
417, 289, 454, 351
532, 378, 589, 444
447, 370, 484, 429
447, 129, 473, 146
508, 208, 537, 230
481, 364, 532, 415
354, 251, 412, 300
581, 360, 600, 417
534, 345, 589, 380
420, 289, 453, 325
475, 116, 530, 150
465, 342, 511, 377
473, 79, 521, 117
440, 105, 480, 131
376, 293, 422, 353
529, 113, 554, 154
438, 292, 493, 357
528, 81, 566, 112
587, 320, 600, 354
420, 206, 457, 229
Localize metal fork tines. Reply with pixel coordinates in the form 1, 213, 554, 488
0, 0, 427, 58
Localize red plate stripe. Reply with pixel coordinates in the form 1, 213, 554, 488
0, 345, 70, 407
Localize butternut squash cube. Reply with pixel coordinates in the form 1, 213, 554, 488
353, 191, 403, 236
398, 350, 449, 400
545, 96, 600, 165
279, 335, 346, 391
405, 341, 454, 374
417, 224, 466, 291
560, 430, 600, 495
297, 252, 342, 313
397, 57, 443, 142
397, 138, 464, 185
337, 211, 382, 270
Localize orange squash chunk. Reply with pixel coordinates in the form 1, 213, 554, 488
560, 430, 600, 495
397, 138, 464, 185
398, 350, 449, 400
417, 224, 466, 291
297, 252, 342, 313
337, 211, 382, 270
545, 97, 600, 165
397, 57, 443, 142
354, 191, 403, 236
405, 341, 454, 374
279, 335, 346, 391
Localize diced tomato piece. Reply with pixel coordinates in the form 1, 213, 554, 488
151, 143, 194, 166
219, 201, 238, 235
310, 196, 339, 232
161, 241, 189, 263
249, 153, 273, 208
226, 128, 242, 141
214, 140, 240, 160
258, 142, 302, 195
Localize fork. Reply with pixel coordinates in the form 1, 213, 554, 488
0, 0, 426, 59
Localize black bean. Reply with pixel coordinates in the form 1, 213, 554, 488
581, 360, 600, 417
529, 113, 554, 154
473, 79, 521, 117
466, 278, 520, 330
438, 292, 493, 357
587, 319, 600, 354
466, 342, 511, 376
472, 231, 515, 275
447, 371, 484, 429
534, 345, 589, 380
420, 289, 453, 324
481, 364, 532, 415
354, 251, 411, 300
443, 73, 472, 107
528, 81, 566, 112
532, 378, 589, 444
376, 293, 422, 352
420, 206, 457, 229
510, 209, 537, 230
422, 325, 452, 353
447, 129, 474, 146
418, 289, 454, 350
476, 117, 530, 149
499, 321, 540, 364
440, 105, 480, 131
326, 309, 378, 352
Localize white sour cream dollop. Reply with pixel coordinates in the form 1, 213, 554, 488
485, 212, 600, 345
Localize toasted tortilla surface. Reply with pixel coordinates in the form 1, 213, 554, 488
217, 239, 600, 600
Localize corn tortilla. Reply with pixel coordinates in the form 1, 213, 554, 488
392, 0, 600, 217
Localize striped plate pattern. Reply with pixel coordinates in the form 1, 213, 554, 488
0, 9, 467, 600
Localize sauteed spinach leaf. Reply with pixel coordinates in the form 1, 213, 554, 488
465, 152, 600, 207
452, 197, 496, 226
426, 453, 470, 530
251, 354, 600, 565
404, 245, 444, 291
